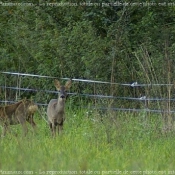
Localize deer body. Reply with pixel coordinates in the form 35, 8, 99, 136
0, 99, 38, 136
47, 79, 72, 136
47, 99, 65, 124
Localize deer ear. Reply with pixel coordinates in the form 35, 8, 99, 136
65, 79, 72, 90
54, 79, 61, 90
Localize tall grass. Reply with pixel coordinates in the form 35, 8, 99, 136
0, 108, 175, 174
134, 45, 175, 132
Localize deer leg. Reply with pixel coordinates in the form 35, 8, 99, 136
15, 109, 28, 136
28, 114, 36, 127
27, 114, 36, 133
58, 124, 63, 135
21, 122, 28, 136
48, 121, 53, 136
18, 116, 28, 136
52, 123, 56, 137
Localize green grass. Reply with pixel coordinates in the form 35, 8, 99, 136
0, 109, 175, 175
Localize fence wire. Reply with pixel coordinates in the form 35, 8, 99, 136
0, 71, 175, 113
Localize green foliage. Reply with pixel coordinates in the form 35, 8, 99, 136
1, 2, 174, 82
1, 2, 175, 115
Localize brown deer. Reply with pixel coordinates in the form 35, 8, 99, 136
0, 99, 38, 137
47, 79, 72, 136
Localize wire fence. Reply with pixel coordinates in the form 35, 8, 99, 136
0, 71, 175, 113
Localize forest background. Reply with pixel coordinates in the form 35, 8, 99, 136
0, 0, 175, 106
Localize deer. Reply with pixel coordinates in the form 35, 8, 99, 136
47, 79, 72, 136
0, 99, 38, 137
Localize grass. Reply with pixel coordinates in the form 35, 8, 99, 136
0, 108, 175, 175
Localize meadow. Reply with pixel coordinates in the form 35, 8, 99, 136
0, 106, 175, 175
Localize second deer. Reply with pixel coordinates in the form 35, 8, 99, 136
0, 99, 38, 137
47, 79, 72, 136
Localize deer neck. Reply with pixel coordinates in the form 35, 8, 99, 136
55, 97, 66, 112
